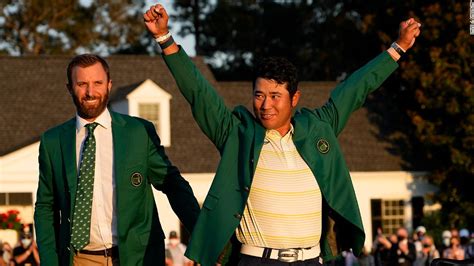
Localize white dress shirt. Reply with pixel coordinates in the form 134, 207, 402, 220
75, 108, 117, 250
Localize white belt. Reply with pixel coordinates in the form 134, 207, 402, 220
240, 244, 321, 263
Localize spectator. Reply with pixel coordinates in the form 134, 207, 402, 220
420, 235, 440, 266
465, 231, 474, 259
0, 241, 5, 266
460, 229, 470, 254
413, 226, 426, 266
165, 248, 173, 266
442, 236, 465, 260
12, 231, 39, 266
343, 250, 358, 266
372, 227, 393, 266
358, 246, 375, 266
388, 227, 417, 266
439, 230, 452, 256
166, 231, 192, 266
1, 241, 13, 266
451, 228, 460, 240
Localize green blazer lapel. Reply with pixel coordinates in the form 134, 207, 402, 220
60, 118, 77, 206
251, 122, 265, 177
292, 115, 308, 150
110, 112, 128, 190
293, 115, 318, 167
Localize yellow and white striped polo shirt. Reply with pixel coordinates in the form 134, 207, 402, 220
236, 126, 322, 248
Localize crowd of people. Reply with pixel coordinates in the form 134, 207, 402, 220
0, 225, 39, 266
365, 226, 474, 266
2, 225, 473, 266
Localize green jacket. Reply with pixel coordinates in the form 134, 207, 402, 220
34, 111, 200, 266
163, 48, 398, 265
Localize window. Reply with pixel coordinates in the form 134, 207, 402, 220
112, 79, 172, 147
0, 193, 33, 205
139, 103, 161, 133
371, 199, 405, 236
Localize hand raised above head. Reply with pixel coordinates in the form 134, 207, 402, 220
396, 18, 422, 51
143, 3, 170, 38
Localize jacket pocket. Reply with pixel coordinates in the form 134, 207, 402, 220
203, 193, 219, 210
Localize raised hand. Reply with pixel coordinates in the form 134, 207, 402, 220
397, 18, 421, 51
143, 4, 169, 38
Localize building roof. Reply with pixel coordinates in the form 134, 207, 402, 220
0, 55, 404, 172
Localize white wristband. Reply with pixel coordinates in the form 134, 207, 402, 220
391, 42, 406, 55
155, 32, 172, 43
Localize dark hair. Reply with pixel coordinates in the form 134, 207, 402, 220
67, 54, 110, 86
253, 56, 298, 97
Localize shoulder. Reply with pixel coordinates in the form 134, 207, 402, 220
232, 105, 256, 125
111, 111, 154, 128
41, 118, 75, 141
293, 107, 331, 128
110, 112, 158, 140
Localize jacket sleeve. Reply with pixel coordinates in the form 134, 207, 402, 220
162, 47, 239, 152
143, 120, 200, 233
317, 51, 398, 136
34, 135, 60, 266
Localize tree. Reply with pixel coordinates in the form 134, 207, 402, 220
174, 0, 474, 229
348, 0, 474, 229
0, 0, 152, 56
399, 1, 473, 228
173, 0, 379, 80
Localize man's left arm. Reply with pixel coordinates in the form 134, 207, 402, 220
143, 120, 200, 233
321, 18, 421, 135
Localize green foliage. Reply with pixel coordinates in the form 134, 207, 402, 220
400, 1, 474, 229
173, 0, 379, 80
421, 211, 444, 247
0, 0, 151, 55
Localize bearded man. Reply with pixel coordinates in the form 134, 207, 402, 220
34, 54, 199, 266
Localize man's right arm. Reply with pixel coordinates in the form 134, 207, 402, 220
34, 135, 60, 266
144, 4, 238, 150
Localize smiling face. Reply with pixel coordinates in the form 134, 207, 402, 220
253, 78, 300, 136
68, 62, 112, 121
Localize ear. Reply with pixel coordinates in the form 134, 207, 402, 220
108, 79, 112, 92
291, 90, 301, 107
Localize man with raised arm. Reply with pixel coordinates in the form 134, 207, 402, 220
144, 4, 421, 265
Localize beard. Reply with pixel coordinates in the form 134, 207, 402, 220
72, 92, 109, 120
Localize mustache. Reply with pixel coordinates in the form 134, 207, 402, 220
81, 95, 99, 101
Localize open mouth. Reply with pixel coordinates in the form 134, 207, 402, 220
260, 114, 275, 120
82, 98, 99, 105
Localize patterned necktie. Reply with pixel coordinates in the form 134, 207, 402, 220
71, 122, 99, 250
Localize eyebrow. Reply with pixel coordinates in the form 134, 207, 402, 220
253, 90, 282, 95
76, 79, 105, 83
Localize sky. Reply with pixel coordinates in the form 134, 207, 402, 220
78, 0, 196, 56
145, 0, 196, 56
